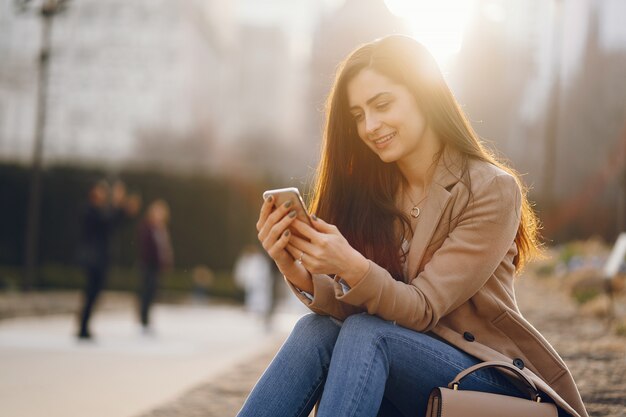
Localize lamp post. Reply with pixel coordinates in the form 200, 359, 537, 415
15, 0, 70, 290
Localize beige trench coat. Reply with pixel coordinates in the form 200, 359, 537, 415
287, 146, 588, 417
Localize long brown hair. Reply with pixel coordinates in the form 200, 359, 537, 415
309, 35, 541, 279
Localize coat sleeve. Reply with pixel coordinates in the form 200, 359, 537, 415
334, 173, 522, 332
285, 273, 365, 320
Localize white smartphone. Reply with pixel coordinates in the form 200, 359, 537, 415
262, 187, 313, 227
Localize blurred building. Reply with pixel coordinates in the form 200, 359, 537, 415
0, 0, 323, 178
451, 0, 626, 239
212, 23, 308, 179
0, 0, 231, 168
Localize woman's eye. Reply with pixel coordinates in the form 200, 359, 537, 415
376, 101, 390, 110
352, 113, 364, 122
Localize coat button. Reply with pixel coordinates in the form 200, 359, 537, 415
463, 332, 475, 342
513, 358, 525, 370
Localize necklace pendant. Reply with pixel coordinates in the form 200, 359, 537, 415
410, 206, 420, 218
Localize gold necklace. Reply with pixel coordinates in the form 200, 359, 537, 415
405, 187, 428, 219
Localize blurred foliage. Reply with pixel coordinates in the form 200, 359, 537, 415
0, 162, 279, 291
615, 320, 626, 338
534, 263, 556, 278
571, 288, 601, 305
558, 242, 580, 265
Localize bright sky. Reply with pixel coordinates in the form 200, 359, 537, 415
384, 0, 475, 68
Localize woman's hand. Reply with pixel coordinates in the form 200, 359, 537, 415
287, 217, 370, 287
256, 196, 313, 293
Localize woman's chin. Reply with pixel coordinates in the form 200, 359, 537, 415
376, 150, 400, 164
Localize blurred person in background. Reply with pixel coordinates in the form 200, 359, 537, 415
239, 36, 587, 417
137, 199, 173, 334
191, 265, 214, 304
234, 244, 274, 331
76, 180, 141, 340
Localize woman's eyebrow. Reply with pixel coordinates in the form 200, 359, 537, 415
349, 92, 392, 111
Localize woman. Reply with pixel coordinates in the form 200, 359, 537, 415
239, 36, 588, 417
234, 244, 275, 330
137, 199, 173, 332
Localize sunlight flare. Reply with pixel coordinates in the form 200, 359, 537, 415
385, 0, 475, 67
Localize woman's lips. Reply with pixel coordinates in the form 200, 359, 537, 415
373, 131, 396, 149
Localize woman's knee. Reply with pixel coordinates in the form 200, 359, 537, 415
294, 312, 337, 331
290, 313, 341, 346
336, 313, 394, 349
341, 313, 388, 335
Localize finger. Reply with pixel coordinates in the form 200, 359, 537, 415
286, 243, 309, 266
310, 215, 337, 233
290, 218, 321, 242
256, 195, 274, 232
287, 243, 320, 273
263, 210, 297, 250
258, 199, 295, 241
267, 229, 292, 259
285, 243, 301, 260
288, 234, 317, 255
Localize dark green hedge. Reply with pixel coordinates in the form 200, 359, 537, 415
0, 163, 281, 290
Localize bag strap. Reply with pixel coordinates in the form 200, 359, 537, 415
448, 361, 543, 402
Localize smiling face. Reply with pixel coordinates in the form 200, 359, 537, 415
347, 68, 431, 165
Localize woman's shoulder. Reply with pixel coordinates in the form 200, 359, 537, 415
463, 158, 520, 204
467, 158, 516, 187
437, 146, 519, 198
466, 157, 511, 179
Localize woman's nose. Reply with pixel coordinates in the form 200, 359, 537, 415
365, 114, 382, 136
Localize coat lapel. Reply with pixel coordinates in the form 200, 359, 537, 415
405, 146, 464, 280
405, 184, 451, 280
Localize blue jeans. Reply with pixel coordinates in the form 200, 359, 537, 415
237, 313, 565, 417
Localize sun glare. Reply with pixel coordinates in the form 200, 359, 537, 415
385, 0, 475, 68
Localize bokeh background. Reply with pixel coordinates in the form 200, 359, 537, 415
1, 0, 626, 295
1, 1, 626, 417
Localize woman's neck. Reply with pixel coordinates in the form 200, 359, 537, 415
396, 128, 442, 191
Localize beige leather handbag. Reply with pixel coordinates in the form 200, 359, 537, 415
425, 361, 558, 417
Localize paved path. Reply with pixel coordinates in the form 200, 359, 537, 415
0, 302, 301, 417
